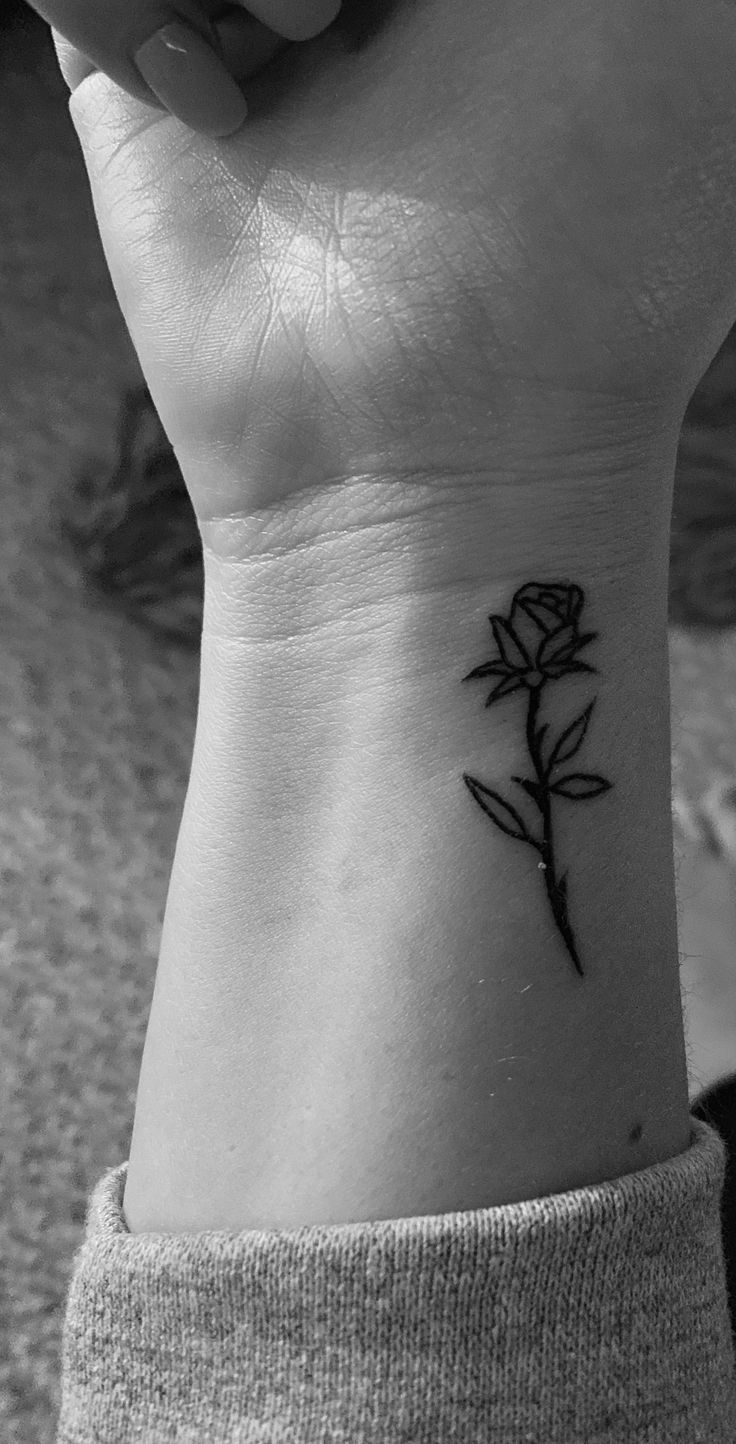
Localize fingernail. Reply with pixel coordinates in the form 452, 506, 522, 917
135, 21, 248, 138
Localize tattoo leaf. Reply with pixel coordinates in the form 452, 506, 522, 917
510, 774, 545, 809
546, 701, 595, 774
549, 772, 612, 800
463, 774, 535, 842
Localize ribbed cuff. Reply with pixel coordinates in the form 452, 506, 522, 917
56, 1117, 736, 1443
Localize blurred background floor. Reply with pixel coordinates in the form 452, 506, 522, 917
0, 13, 198, 1440
3, 6, 736, 1441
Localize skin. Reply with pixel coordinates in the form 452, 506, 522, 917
45, 0, 736, 550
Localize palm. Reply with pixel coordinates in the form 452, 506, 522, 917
69, 0, 736, 538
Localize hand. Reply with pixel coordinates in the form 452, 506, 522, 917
54, 0, 736, 557
33, 0, 341, 135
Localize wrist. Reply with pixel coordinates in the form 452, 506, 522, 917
122, 449, 691, 1233
198, 432, 676, 638
183, 375, 680, 557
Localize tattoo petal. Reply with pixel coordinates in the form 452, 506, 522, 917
484, 676, 527, 707
555, 661, 598, 676
461, 661, 513, 682
538, 623, 577, 668
491, 616, 530, 670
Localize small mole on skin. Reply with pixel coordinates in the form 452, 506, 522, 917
628, 1121, 643, 1144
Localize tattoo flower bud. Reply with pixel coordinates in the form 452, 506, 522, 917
461, 581, 613, 977
465, 581, 599, 702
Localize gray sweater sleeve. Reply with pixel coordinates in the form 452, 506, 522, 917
55, 1116, 736, 1443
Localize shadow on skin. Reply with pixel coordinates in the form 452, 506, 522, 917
219, 0, 415, 119
330, 0, 414, 52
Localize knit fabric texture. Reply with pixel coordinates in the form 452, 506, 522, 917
55, 1116, 736, 1443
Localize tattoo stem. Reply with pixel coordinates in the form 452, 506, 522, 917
526, 684, 584, 977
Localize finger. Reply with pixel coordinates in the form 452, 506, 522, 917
37, 1, 231, 107
42, 1, 340, 109
44, 2, 280, 138
235, 0, 342, 42
212, 8, 289, 80
52, 8, 289, 92
45, 2, 333, 136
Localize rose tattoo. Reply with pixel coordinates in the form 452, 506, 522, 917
462, 582, 613, 977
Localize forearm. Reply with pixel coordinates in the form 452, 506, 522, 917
122, 445, 692, 1234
